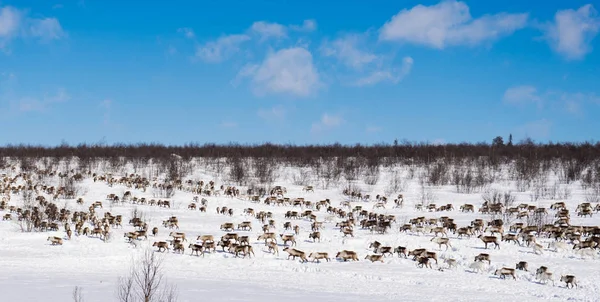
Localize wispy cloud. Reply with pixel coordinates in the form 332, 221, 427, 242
177, 27, 195, 39
503, 85, 599, 115
195, 34, 250, 63
379, 0, 528, 48
503, 85, 542, 106
311, 113, 343, 133
542, 4, 600, 60
321, 34, 378, 70
236, 47, 320, 97
355, 56, 413, 86
250, 21, 287, 41
14, 88, 69, 112
290, 19, 317, 32
0, 5, 65, 50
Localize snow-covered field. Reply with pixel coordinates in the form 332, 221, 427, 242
1, 163, 599, 302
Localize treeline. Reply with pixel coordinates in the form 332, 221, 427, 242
1, 141, 600, 165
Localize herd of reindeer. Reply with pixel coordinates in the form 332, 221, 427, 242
2, 168, 600, 290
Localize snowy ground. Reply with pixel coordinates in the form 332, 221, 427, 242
1, 164, 599, 301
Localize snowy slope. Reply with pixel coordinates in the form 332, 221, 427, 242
1, 164, 599, 302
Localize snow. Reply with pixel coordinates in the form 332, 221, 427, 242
1, 163, 599, 301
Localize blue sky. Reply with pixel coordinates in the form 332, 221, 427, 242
0, 0, 599, 146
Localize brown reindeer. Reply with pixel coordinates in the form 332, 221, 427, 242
478, 235, 500, 249
309, 231, 321, 242
365, 254, 385, 263
309, 252, 330, 263
152, 241, 169, 252
47, 236, 63, 245
283, 247, 308, 262
516, 261, 528, 271
560, 275, 577, 288
416, 256, 432, 268
279, 234, 296, 246
336, 250, 359, 261
188, 244, 204, 256
266, 241, 279, 255
494, 267, 516, 280
474, 253, 491, 264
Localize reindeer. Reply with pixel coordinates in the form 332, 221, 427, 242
47, 236, 63, 245
266, 241, 279, 255
188, 244, 204, 257
365, 254, 385, 263
501, 234, 520, 245
394, 246, 408, 258
238, 221, 252, 231
336, 250, 359, 262
494, 267, 516, 280
283, 247, 308, 262
169, 232, 187, 242
308, 231, 321, 242
478, 235, 500, 249
152, 241, 169, 252
560, 275, 577, 288
279, 234, 296, 246
257, 233, 277, 244
309, 252, 330, 263
474, 253, 491, 264
430, 237, 451, 251
515, 261, 528, 271
416, 256, 432, 268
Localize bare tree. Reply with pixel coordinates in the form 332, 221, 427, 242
116, 249, 178, 302
72, 286, 85, 302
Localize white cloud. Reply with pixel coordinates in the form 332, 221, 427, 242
311, 113, 343, 133
516, 119, 552, 140
0, 6, 21, 38
237, 47, 320, 97
12, 88, 69, 112
543, 4, 600, 60
355, 56, 413, 86
29, 17, 65, 40
196, 34, 250, 63
290, 19, 317, 32
177, 27, 195, 39
321, 34, 378, 69
1, 5, 65, 49
250, 21, 287, 41
257, 106, 286, 121
379, 0, 528, 48
503, 85, 541, 105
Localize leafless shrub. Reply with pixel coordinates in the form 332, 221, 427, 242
130, 208, 146, 222
314, 158, 342, 189
584, 185, 600, 204
116, 249, 178, 302
427, 162, 449, 186
343, 158, 361, 182
384, 170, 405, 197
482, 189, 515, 208
363, 165, 380, 186
419, 184, 437, 207
227, 157, 247, 186
292, 168, 312, 186
72, 286, 85, 302
253, 157, 276, 186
